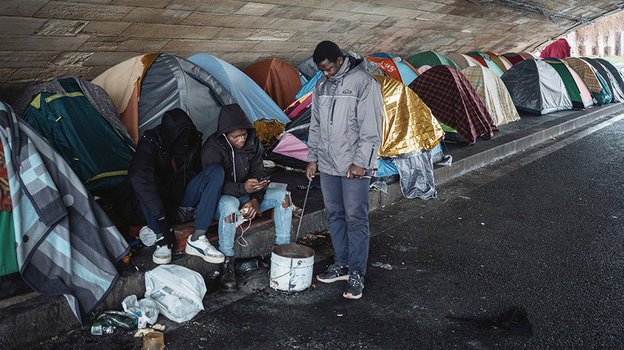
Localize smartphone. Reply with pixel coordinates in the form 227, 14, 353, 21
258, 175, 271, 182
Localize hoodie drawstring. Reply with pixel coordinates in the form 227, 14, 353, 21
224, 134, 237, 183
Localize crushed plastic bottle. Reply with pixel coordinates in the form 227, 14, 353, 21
91, 324, 115, 335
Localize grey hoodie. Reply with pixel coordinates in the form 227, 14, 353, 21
307, 56, 383, 176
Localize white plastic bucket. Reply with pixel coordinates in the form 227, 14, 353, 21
269, 243, 315, 292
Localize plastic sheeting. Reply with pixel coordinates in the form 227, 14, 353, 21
501, 59, 572, 115
138, 54, 236, 139
387, 150, 437, 200
374, 74, 442, 156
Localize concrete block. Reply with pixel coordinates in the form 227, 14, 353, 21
234, 2, 276, 16
253, 40, 301, 52
111, 0, 172, 7
0, 16, 47, 35
268, 18, 329, 32
122, 7, 192, 24
9, 65, 92, 83
180, 13, 277, 28
266, 5, 316, 20
0, 0, 48, 17
52, 52, 94, 66
0, 34, 89, 51
79, 37, 127, 51
121, 23, 221, 39
35, 19, 88, 36
117, 39, 169, 51
81, 21, 132, 36
167, 0, 246, 13
161, 39, 215, 52
245, 29, 294, 41
0, 68, 16, 82
0, 51, 58, 68
34, 2, 134, 21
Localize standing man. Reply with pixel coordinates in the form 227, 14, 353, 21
306, 41, 383, 300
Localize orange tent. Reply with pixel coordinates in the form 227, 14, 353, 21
244, 58, 302, 110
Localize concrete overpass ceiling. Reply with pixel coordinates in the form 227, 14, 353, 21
0, 0, 622, 99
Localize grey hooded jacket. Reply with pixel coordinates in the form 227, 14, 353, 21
308, 56, 383, 177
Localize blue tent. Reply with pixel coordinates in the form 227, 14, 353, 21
188, 54, 290, 125
295, 71, 322, 100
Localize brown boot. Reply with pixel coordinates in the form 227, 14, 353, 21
219, 257, 237, 291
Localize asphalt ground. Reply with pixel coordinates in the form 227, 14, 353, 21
35, 114, 624, 349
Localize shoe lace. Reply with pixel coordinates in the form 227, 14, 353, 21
347, 274, 362, 287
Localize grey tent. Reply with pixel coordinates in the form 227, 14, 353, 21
138, 54, 236, 138
501, 59, 572, 115
297, 50, 384, 80
582, 57, 624, 103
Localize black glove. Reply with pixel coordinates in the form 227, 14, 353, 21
156, 218, 175, 248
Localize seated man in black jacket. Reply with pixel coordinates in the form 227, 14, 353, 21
202, 104, 293, 290
128, 108, 225, 265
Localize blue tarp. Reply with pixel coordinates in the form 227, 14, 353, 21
188, 54, 290, 125
295, 71, 322, 100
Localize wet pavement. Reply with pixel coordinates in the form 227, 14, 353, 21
32, 114, 624, 349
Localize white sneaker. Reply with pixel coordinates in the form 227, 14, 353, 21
153, 242, 172, 265
139, 226, 157, 247
185, 235, 225, 264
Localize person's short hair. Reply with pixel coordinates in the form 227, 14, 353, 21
313, 41, 342, 64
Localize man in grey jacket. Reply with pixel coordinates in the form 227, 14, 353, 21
306, 41, 383, 300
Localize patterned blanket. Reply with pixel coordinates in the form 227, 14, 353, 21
0, 102, 129, 323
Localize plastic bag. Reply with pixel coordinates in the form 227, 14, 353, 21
122, 295, 160, 325
144, 265, 207, 323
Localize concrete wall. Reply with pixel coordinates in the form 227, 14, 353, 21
0, 1, 622, 103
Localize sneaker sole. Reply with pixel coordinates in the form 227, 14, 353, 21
153, 255, 171, 265
316, 274, 349, 284
342, 291, 362, 300
185, 245, 225, 264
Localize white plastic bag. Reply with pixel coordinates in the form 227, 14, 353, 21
144, 265, 207, 323
122, 294, 160, 325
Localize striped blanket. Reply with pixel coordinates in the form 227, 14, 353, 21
0, 102, 128, 323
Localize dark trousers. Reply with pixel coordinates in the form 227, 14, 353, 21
320, 172, 371, 275
141, 163, 224, 234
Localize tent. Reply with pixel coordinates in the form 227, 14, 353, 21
366, 53, 419, 85
405, 51, 460, 71
408, 65, 496, 143
582, 57, 624, 103
295, 71, 322, 100
243, 58, 302, 110
518, 52, 537, 60
17, 77, 135, 193
594, 58, 624, 94
462, 66, 520, 126
94, 54, 236, 142
91, 54, 159, 143
563, 57, 612, 105
188, 54, 290, 127
465, 51, 505, 77
501, 59, 573, 115
540, 38, 571, 59
484, 51, 513, 71
446, 53, 481, 69
297, 49, 384, 80
502, 52, 526, 65
543, 58, 593, 109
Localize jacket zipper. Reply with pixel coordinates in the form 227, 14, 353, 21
368, 147, 375, 166
224, 134, 237, 183
330, 99, 336, 125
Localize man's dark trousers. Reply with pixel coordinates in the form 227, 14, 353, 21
320, 172, 371, 275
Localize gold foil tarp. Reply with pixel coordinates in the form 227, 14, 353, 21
374, 74, 443, 156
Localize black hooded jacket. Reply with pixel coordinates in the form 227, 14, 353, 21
128, 108, 202, 221
201, 104, 266, 203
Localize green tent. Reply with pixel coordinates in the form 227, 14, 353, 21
406, 51, 460, 71
543, 58, 593, 109
21, 78, 136, 193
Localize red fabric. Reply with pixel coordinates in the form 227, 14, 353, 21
285, 93, 313, 120
0, 143, 12, 212
502, 53, 526, 65
408, 66, 496, 143
540, 39, 571, 59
